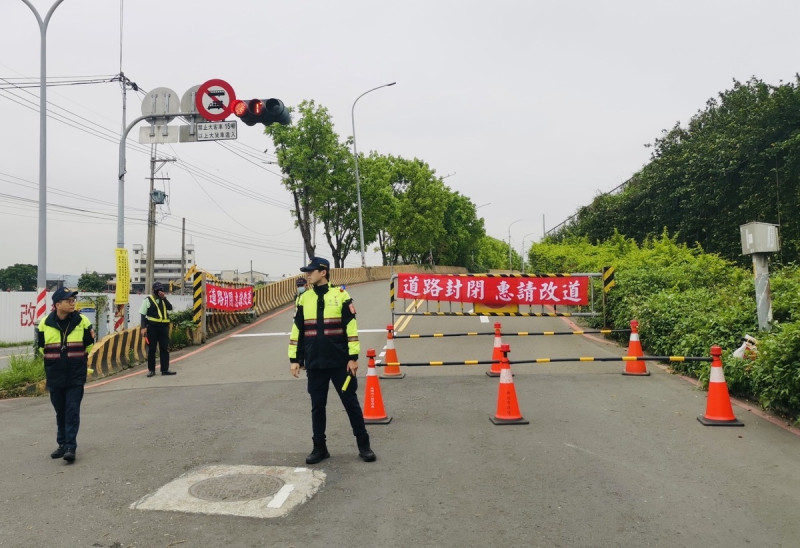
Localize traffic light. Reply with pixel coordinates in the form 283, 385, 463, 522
232, 98, 291, 126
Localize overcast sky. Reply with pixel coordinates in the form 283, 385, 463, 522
2, 0, 799, 279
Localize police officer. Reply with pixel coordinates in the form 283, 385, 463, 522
140, 281, 176, 377
289, 256, 376, 464
37, 287, 95, 463
295, 276, 308, 302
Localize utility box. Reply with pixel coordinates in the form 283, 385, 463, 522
740, 222, 780, 255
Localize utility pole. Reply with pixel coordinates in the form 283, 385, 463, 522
180, 217, 186, 295
145, 148, 175, 291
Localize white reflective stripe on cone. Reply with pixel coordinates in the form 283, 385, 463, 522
709, 366, 726, 383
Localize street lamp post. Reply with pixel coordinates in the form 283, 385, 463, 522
21, 0, 66, 316
508, 218, 522, 270
521, 231, 537, 274
351, 81, 396, 268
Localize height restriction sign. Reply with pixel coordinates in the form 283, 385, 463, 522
195, 79, 236, 122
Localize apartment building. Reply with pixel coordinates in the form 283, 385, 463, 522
131, 243, 196, 292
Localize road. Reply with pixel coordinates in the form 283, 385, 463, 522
0, 279, 799, 547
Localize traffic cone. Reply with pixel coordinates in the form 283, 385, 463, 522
363, 349, 392, 424
490, 344, 529, 425
697, 346, 743, 426
622, 319, 650, 376
381, 325, 405, 379
486, 322, 503, 377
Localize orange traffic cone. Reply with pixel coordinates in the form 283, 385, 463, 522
486, 322, 503, 377
363, 348, 392, 424
622, 319, 650, 376
698, 346, 743, 426
490, 344, 529, 425
381, 325, 405, 379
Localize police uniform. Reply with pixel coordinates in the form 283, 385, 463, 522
289, 257, 375, 463
139, 282, 174, 376
37, 288, 94, 461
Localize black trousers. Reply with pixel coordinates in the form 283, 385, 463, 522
307, 367, 367, 442
146, 322, 171, 372
49, 384, 84, 450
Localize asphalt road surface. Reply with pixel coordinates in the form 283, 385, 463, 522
1, 280, 799, 547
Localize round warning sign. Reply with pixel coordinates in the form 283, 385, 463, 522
195, 79, 236, 122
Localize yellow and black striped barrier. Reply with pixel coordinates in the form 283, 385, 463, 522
501, 329, 629, 336
381, 355, 712, 367
393, 328, 630, 339
602, 266, 616, 293
396, 331, 494, 339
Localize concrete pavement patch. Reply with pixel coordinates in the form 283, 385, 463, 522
130, 464, 325, 518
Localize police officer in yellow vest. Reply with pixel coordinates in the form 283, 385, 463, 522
140, 281, 176, 377
289, 256, 376, 464
37, 287, 95, 463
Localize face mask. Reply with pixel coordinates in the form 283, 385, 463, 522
297, 286, 306, 294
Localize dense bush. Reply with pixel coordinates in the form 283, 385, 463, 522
169, 308, 197, 351
528, 233, 800, 423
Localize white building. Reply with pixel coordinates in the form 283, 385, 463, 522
131, 244, 196, 291
218, 269, 269, 284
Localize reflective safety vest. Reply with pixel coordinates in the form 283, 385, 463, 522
37, 311, 94, 388
142, 295, 170, 323
289, 284, 359, 369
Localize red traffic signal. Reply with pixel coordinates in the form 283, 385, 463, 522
232, 98, 291, 127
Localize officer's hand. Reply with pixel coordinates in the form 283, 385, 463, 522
347, 360, 358, 376
290, 363, 300, 378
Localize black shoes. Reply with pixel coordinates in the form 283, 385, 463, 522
161, 371, 176, 375
146, 371, 155, 377
306, 442, 330, 465
51, 446, 75, 462
357, 434, 376, 462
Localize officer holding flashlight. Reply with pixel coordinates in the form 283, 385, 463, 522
288, 257, 375, 464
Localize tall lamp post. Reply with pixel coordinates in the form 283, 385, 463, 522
21, 0, 66, 317
507, 218, 522, 270
521, 231, 537, 274
351, 81, 396, 268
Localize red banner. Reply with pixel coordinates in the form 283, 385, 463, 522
396, 273, 589, 306
206, 283, 254, 311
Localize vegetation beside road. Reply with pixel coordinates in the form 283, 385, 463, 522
528, 232, 800, 424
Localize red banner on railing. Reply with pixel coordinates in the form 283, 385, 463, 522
396, 273, 589, 306
206, 283, 254, 311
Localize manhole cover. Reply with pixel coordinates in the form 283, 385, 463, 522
189, 474, 284, 502
131, 465, 325, 518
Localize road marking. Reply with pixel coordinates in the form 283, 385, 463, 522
267, 484, 295, 508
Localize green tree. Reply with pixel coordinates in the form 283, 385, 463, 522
0, 264, 37, 291
472, 236, 509, 271
390, 160, 449, 264
435, 192, 485, 268
266, 100, 361, 267
77, 271, 108, 292
551, 76, 800, 265
357, 153, 399, 265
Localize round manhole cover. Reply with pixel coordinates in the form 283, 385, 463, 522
189, 474, 285, 502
